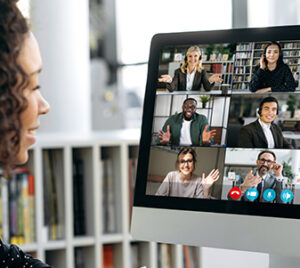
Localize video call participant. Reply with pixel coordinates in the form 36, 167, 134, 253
249, 41, 296, 93
157, 98, 216, 146
158, 46, 223, 92
238, 150, 284, 203
238, 96, 293, 149
0, 1, 52, 267
155, 148, 219, 198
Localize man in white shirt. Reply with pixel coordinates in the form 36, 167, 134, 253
238, 150, 284, 203
157, 98, 215, 146
238, 96, 293, 148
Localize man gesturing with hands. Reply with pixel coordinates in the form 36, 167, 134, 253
240, 150, 284, 203
157, 98, 215, 146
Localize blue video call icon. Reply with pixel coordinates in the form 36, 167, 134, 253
263, 189, 276, 202
246, 188, 259, 201
280, 189, 294, 203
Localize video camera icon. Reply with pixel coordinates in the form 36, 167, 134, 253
280, 190, 294, 203
246, 188, 259, 201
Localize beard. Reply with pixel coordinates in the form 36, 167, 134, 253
258, 165, 269, 176
183, 111, 193, 121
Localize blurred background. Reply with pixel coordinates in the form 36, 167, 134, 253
17, 0, 300, 132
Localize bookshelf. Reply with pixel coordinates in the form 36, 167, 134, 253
0, 130, 204, 267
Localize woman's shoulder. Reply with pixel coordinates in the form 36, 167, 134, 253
175, 68, 185, 75
197, 68, 205, 74
280, 63, 291, 70
167, 170, 179, 177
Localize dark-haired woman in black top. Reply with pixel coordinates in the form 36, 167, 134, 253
250, 41, 296, 93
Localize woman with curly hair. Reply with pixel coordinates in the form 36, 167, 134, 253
0, 1, 51, 267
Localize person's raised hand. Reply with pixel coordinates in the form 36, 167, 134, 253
259, 55, 266, 70
158, 125, 171, 144
158, 74, 172, 83
201, 169, 219, 197
241, 170, 261, 192
209, 74, 223, 83
202, 125, 216, 143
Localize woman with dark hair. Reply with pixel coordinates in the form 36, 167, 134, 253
155, 148, 219, 198
158, 46, 223, 92
249, 41, 296, 93
0, 1, 51, 267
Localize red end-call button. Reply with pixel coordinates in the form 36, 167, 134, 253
229, 187, 242, 199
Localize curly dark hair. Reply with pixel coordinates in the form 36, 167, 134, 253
0, 0, 30, 172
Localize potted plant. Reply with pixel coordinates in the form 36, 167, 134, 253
282, 158, 295, 185
287, 95, 297, 118
199, 95, 211, 108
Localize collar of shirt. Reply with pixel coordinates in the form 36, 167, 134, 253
258, 118, 271, 130
186, 67, 197, 90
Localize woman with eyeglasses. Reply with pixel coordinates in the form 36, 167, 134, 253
155, 148, 219, 198
158, 46, 223, 92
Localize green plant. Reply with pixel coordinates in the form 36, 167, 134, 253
199, 95, 211, 104
199, 95, 211, 108
282, 158, 294, 184
287, 95, 297, 118
205, 45, 215, 60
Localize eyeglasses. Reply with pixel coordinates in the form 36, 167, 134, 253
180, 159, 193, 164
258, 158, 275, 165
183, 105, 196, 110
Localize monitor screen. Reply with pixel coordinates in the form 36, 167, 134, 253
131, 25, 300, 256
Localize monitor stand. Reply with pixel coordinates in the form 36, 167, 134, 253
269, 255, 300, 267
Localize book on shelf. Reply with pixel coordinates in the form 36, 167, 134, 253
183, 245, 199, 268
102, 158, 117, 233
103, 245, 114, 268
43, 150, 64, 241
0, 175, 9, 243
212, 63, 222, 73
28, 174, 35, 243
157, 243, 172, 268
73, 159, 86, 236
74, 247, 85, 268
0, 167, 36, 244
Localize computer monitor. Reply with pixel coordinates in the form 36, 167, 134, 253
131, 25, 300, 266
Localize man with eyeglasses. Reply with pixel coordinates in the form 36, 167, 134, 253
157, 98, 215, 146
239, 150, 283, 203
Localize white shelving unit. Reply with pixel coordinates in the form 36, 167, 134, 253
15, 130, 203, 267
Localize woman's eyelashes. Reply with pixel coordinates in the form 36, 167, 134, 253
32, 85, 40, 91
